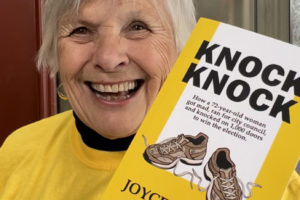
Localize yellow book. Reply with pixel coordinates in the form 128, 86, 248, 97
102, 18, 300, 200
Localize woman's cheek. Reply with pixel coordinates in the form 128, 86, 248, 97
151, 36, 177, 83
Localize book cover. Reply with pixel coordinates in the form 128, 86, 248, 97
102, 18, 300, 200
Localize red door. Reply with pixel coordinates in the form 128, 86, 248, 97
0, 0, 56, 146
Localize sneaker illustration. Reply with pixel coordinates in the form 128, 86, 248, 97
143, 132, 208, 169
204, 148, 242, 200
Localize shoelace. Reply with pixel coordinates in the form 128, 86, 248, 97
173, 161, 207, 192
159, 139, 182, 154
142, 135, 262, 198
237, 177, 262, 198
173, 160, 196, 189
143, 134, 183, 154
142, 135, 149, 147
173, 164, 261, 199
218, 176, 237, 199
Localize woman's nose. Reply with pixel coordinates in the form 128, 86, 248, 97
93, 33, 129, 72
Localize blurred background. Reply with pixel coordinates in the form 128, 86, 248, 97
0, 0, 299, 173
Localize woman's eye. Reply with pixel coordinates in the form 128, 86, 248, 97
69, 27, 89, 36
129, 22, 149, 31
125, 21, 151, 39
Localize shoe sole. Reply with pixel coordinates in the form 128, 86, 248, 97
180, 158, 203, 166
143, 151, 204, 169
143, 152, 178, 169
151, 160, 178, 169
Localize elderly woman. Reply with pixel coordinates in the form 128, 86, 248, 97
0, 0, 299, 199
0, 0, 194, 199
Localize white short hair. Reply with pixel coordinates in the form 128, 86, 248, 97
37, 0, 196, 76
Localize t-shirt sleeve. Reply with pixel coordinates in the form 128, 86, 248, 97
281, 171, 300, 200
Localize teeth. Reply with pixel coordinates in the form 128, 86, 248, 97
124, 82, 129, 91
119, 83, 124, 92
91, 80, 137, 93
104, 85, 112, 92
112, 84, 118, 93
106, 96, 111, 101
95, 92, 131, 101
99, 84, 105, 92
129, 81, 136, 90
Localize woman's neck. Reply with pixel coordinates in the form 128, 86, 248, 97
73, 112, 135, 151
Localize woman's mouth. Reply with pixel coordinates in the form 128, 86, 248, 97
87, 80, 143, 101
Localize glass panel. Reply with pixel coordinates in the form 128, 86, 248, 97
193, 0, 255, 31
291, 0, 300, 174
256, 0, 290, 42
291, 0, 300, 46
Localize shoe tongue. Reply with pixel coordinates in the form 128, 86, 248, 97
220, 167, 233, 178
177, 134, 188, 143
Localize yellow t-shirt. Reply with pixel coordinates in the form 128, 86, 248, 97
0, 110, 299, 199
282, 171, 300, 200
0, 111, 125, 200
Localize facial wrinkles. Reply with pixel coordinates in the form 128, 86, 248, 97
57, 0, 178, 138
58, 0, 176, 85
115, 0, 165, 28
153, 34, 176, 84
59, 65, 92, 130
58, 7, 79, 37
58, 43, 89, 89
130, 1, 176, 111
117, 0, 156, 10
141, 38, 175, 117
151, 0, 174, 31
59, 24, 74, 37
59, 0, 168, 39
66, 80, 92, 130
76, 0, 128, 27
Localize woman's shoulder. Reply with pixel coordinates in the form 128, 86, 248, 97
282, 171, 300, 200
0, 110, 76, 190
1, 110, 74, 152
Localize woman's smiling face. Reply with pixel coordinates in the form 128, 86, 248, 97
58, 0, 177, 139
